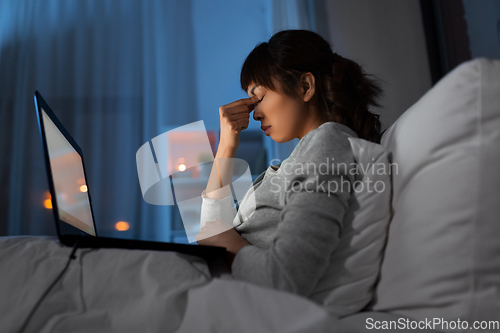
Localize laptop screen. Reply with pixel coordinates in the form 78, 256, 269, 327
41, 108, 96, 236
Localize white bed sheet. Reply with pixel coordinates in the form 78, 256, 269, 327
0, 236, 435, 333
0, 236, 341, 333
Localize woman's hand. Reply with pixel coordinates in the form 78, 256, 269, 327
196, 218, 251, 265
204, 96, 258, 200
218, 96, 259, 151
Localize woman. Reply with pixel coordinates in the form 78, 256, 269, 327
196, 29, 383, 314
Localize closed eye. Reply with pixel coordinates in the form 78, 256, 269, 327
254, 96, 264, 108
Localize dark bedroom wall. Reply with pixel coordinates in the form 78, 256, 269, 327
318, 0, 500, 129
420, 0, 500, 84
463, 0, 500, 59
425, 0, 472, 80
318, 0, 433, 130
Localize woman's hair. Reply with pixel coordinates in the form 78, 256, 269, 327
241, 30, 383, 143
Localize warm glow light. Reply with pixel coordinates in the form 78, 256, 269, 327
115, 221, 130, 231
178, 164, 186, 172
80, 185, 88, 192
179, 157, 185, 163
44, 199, 52, 209
43, 191, 52, 209
77, 178, 85, 185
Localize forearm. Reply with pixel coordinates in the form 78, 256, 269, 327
196, 220, 251, 266
223, 233, 251, 267
204, 145, 237, 199
205, 96, 256, 199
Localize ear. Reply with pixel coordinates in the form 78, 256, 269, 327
300, 72, 316, 102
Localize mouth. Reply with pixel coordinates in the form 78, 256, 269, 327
261, 126, 271, 135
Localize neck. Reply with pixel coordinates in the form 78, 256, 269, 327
298, 108, 326, 140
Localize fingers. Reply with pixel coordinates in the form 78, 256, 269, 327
235, 119, 249, 131
223, 118, 249, 132
220, 97, 255, 133
220, 96, 259, 116
218, 97, 257, 146
228, 112, 251, 122
219, 104, 252, 117
222, 96, 259, 109
221, 112, 249, 125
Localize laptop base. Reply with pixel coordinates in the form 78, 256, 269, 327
61, 234, 226, 261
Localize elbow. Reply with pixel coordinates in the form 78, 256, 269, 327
267, 252, 324, 297
232, 245, 327, 298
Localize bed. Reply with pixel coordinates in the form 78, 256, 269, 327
1, 58, 499, 333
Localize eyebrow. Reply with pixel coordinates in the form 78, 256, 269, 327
250, 84, 259, 96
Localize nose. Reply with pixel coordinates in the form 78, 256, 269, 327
253, 108, 263, 121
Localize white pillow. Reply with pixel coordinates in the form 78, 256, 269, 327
317, 137, 391, 316
371, 58, 500, 326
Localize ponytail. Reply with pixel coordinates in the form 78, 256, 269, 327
319, 54, 383, 143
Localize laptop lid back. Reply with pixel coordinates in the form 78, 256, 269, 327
34, 91, 97, 238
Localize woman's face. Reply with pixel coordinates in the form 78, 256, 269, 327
247, 78, 320, 143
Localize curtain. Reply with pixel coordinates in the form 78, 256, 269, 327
263, 0, 324, 164
0, 0, 325, 240
0, 0, 198, 240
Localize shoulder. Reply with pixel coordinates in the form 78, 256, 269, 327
290, 122, 357, 164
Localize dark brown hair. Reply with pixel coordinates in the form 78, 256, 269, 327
241, 30, 383, 143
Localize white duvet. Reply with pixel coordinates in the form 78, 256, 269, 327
0, 236, 349, 333
1, 236, 426, 333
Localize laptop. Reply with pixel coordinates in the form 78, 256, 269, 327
34, 91, 225, 261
